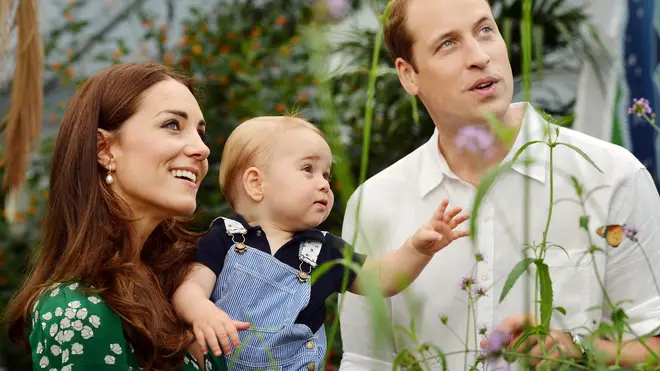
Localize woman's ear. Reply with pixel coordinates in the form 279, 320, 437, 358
242, 167, 264, 202
97, 129, 115, 167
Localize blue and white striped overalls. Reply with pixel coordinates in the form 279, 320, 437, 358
210, 217, 327, 371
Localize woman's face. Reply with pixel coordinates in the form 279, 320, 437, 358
104, 78, 210, 219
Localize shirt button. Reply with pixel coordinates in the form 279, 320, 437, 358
305, 341, 314, 349
307, 363, 316, 371
481, 273, 489, 281
256, 230, 262, 236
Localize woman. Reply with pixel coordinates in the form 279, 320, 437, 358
4, 63, 224, 370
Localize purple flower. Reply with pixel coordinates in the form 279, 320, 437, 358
483, 328, 511, 353
628, 98, 653, 118
623, 225, 639, 241
322, 0, 349, 19
455, 125, 496, 158
459, 275, 476, 291
473, 285, 488, 299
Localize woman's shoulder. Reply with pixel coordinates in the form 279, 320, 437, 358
32, 281, 116, 324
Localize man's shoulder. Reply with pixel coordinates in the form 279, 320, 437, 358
555, 124, 645, 173
349, 142, 428, 204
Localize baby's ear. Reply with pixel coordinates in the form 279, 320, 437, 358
242, 167, 264, 202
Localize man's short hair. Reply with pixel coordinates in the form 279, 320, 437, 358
383, 0, 417, 71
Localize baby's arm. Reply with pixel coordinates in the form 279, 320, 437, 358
173, 264, 250, 357
349, 199, 469, 296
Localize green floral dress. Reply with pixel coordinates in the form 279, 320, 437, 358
29, 282, 227, 371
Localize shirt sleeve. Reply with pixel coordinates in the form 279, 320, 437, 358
29, 283, 137, 369
337, 189, 398, 369
325, 232, 367, 293
195, 222, 230, 276
605, 168, 660, 340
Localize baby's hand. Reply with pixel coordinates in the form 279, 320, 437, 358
409, 199, 470, 256
191, 300, 251, 357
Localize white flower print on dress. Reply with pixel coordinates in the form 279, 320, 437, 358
71, 343, 84, 355
61, 365, 72, 371
39, 356, 49, 368
62, 330, 74, 343
206, 359, 213, 370
72, 320, 83, 331
68, 301, 81, 309
36, 342, 43, 354
49, 324, 58, 337
110, 343, 122, 355
55, 307, 63, 317
76, 308, 88, 320
64, 308, 77, 319
87, 296, 101, 304
50, 288, 60, 297
42, 312, 52, 320
62, 349, 69, 363
81, 326, 94, 339
41, 322, 46, 330
60, 317, 71, 329
55, 331, 64, 344
50, 344, 61, 356
68, 283, 79, 290
88, 315, 101, 328
105, 355, 116, 364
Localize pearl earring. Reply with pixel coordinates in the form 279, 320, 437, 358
105, 161, 115, 185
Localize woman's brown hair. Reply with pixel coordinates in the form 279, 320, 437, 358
4, 63, 201, 370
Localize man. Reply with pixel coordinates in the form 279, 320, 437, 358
338, 0, 660, 369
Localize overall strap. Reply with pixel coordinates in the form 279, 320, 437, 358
298, 231, 327, 268
212, 216, 248, 236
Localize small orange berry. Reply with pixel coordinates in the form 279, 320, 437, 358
275, 104, 286, 112
192, 44, 202, 55
276, 16, 287, 26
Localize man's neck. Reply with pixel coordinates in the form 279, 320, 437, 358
435, 104, 525, 186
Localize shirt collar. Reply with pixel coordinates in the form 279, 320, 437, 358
232, 213, 325, 242
418, 102, 548, 198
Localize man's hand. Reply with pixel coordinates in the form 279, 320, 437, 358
191, 300, 251, 357
409, 199, 470, 256
481, 313, 582, 370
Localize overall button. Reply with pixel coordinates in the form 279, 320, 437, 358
256, 230, 262, 236
305, 341, 314, 349
307, 363, 316, 371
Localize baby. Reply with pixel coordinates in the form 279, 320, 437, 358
173, 116, 470, 370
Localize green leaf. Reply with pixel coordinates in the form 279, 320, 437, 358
554, 306, 567, 315
537, 261, 554, 329
499, 258, 535, 303
555, 142, 603, 173
579, 215, 590, 230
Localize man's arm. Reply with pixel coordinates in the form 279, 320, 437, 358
598, 167, 660, 365
338, 188, 398, 369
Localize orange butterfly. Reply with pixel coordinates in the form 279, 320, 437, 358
596, 224, 627, 247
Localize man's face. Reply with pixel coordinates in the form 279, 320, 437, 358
397, 0, 514, 127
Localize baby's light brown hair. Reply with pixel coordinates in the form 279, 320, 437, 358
219, 115, 324, 209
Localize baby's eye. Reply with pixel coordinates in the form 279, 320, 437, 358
302, 165, 313, 172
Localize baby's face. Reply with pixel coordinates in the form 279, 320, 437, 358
261, 127, 334, 230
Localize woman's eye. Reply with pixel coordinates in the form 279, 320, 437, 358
162, 120, 180, 130
198, 129, 207, 140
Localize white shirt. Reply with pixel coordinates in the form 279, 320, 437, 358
338, 102, 660, 370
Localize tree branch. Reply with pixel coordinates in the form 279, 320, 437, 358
41, 0, 148, 94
